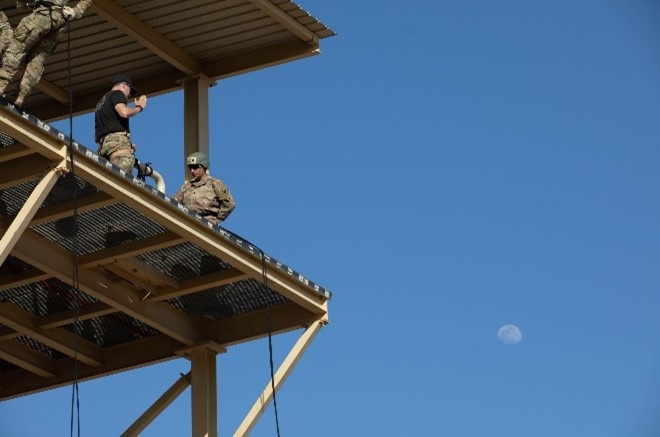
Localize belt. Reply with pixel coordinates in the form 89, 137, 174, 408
98, 131, 130, 144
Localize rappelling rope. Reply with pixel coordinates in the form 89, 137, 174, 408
63, 19, 82, 437
259, 249, 282, 437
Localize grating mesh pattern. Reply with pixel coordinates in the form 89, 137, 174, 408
0, 131, 15, 147
168, 278, 289, 320
0, 180, 38, 218
0, 255, 32, 276
0, 278, 97, 316
15, 336, 66, 360
61, 313, 161, 348
0, 175, 100, 218
42, 174, 102, 207
32, 203, 168, 255
138, 243, 233, 281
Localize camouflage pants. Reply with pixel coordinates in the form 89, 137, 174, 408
0, 11, 65, 95
99, 132, 135, 173
109, 151, 136, 174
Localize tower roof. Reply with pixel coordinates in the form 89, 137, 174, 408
2, 0, 335, 120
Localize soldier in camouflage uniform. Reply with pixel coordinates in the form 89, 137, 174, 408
174, 152, 236, 225
94, 74, 147, 173
0, 0, 93, 106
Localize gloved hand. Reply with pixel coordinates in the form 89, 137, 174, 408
63, 6, 75, 20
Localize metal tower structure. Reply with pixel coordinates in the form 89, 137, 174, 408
0, 1, 334, 435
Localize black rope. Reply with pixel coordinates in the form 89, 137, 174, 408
259, 249, 281, 437
64, 19, 81, 437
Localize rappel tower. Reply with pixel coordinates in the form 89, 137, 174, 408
0, 1, 334, 435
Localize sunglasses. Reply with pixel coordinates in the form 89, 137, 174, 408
188, 164, 202, 170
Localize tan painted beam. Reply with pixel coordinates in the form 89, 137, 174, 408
92, 0, 203, 75
0, 154, 58, 190
234, 319, 325, 436
0, 162, 65, 266
0, 341, 56, 378
121, 372, 191, 437
208, 39, 320, 80
77, 231, 184, 268
0, 334, 179, 402
37, 301, 116, 330
8, 228, 204, 346
0, 302, 116, 342
0, 267, 50, 289
147, 268, 248, 303
0, 303, 104, 368
204, 302, 320, 347
0, 143, 34, 163
248, 0, 318, 45
28, 191, 117, 226
35, 78, 69, 104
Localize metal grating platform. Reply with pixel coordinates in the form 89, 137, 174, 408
0, 97, 330, 401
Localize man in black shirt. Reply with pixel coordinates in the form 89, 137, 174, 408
94, 75, 148, 172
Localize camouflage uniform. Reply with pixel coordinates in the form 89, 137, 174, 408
173, 174, 235, 224
0, 0, 93, 103
0, 12, 12, 58
98, 131, 135, 173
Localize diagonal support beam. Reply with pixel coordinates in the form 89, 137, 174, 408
92, 0, 203, 75
0, 161, 65, 266
121, 371, 191, 437
248, 0, 319, 45
35, 78, 69, 104
234, 318, 325, 436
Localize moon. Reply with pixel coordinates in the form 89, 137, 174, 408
497, 324, 523, 345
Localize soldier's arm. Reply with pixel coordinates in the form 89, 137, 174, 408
173, 183, 189, 203
213, 180, 235, 221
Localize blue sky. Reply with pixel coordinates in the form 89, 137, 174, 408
2, 0, 660, 435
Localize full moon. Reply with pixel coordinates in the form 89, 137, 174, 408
497, 324, 523, 345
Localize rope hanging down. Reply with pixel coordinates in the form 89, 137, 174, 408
259, 250, 282, 437
63, 20, 82, 437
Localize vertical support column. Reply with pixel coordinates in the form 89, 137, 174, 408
189, 343, 224, 437
182, 75, 212, 178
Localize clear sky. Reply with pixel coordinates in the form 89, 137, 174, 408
2, 0, 660, 436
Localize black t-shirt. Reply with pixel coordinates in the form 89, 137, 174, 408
94, 90, 129, 141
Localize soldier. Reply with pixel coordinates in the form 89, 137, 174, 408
0, 0, 93, 106
173, 152, 235, 225
94, 74, 148, 172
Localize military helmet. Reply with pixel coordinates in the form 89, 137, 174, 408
186, 152, 209, 168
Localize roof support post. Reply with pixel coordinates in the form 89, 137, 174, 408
0, 160, 65, 266
121, 371, 192, 437
185, 342, 225, 437
183, 75, 212, 178
234, 318, 325, 437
